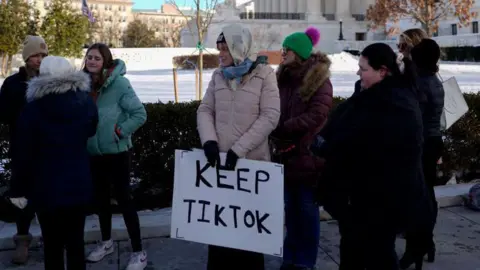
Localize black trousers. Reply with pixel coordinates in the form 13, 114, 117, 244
338, 217, 399, 270
37, 205, 86, 270
15, 203, 36, 235
90, 151, 142, 252
207, 245, 265, 270
422, 136, 443, 225
404, 136, 443, 253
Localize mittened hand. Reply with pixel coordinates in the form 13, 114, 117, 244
203, 140, 221, 168
10, 197, 28, 209
224, 149, 239, 171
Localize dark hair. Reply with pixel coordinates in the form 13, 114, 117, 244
411, 38, 440, 74
83, 43, 114, 90
361, 42, 417, 91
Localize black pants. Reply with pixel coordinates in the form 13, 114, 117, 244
422, 136, 443, 224
338, 217, 399, 270
90, 151, 142, 252
37, 205, 86, 270
16, 204, 36, 235
404, 136, 443, 253
207, 245, 265, 270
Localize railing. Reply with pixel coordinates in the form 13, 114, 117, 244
239, 12, 306, 20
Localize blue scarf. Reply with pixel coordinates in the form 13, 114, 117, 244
222, 58, 254, 84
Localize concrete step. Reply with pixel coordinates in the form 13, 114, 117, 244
0, 183, 474, 250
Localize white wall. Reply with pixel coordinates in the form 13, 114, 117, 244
8, 47, 220, 72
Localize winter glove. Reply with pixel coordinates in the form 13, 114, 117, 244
9, 197, 28, 209
203, 140, 221, 168
224, 149, 239, 171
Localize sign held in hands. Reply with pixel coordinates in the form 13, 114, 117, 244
171, 149, 284, 257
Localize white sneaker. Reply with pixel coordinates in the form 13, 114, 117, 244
86, 239, 114, 262
126, 251, 147, 270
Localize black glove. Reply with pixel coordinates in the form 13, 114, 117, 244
224, 149, 239, 171
203, 141, 221, 168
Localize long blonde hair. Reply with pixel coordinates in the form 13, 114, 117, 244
400, 28, 428, 48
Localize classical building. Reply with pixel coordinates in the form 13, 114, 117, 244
29, 0, 134, 47
132, 4, 192, 47
181, 0, 386, 53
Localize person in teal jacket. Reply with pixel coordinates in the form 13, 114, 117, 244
82, 43, 148, 270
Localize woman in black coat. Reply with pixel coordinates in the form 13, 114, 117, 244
10, 56, 98, 270
311, 43, 433, 270
399, 38, 445, 269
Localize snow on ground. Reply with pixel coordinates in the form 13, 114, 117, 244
1, 52, 480, 103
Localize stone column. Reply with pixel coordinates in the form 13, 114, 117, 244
280, 0, 288, 13
336, 0, 352, 20
287, 0, 296, 13
297, 0, 306, 13
265, 0, 272, 13
307, 0, 324, 21
272, 0, 280, 13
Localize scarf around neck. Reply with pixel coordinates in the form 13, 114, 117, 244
222, 58, 254, 84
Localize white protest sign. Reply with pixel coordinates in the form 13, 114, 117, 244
440, 76, 469, 130
171, 149, 284, 257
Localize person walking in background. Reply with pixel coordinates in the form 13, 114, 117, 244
9, 56, 98, 270
397, 28, 428, 59
0, 35, 48, 265
271, 27, 332, 270
399, 38, 444, 270
310, 43, 433, 270
197, 24, 280, 270
82, 43, 148, 270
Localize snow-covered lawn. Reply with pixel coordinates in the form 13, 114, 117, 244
1, 52, 480, 104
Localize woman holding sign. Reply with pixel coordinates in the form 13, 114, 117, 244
310, 43, 433, 270
197, 24, 281, 270
270, 27, 333, 270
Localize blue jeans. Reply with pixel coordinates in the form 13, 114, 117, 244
283, 185, 320, 268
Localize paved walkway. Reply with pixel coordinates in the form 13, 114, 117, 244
0, 206, 479, 269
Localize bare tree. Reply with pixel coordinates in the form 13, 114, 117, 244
251, 25, 281, 51
367, 0, 477, 37
166, 0, 220, 99
89, 10, 124, 47
150, 17, 185, 47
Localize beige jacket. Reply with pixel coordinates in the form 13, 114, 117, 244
197, 64, 280, 161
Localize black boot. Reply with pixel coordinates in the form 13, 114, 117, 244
399, 250, 423, 270
426, 242, 435, 263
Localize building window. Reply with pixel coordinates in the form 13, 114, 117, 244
451, 24, 457, 35
355, 32, 366, 41
473, 21, 478, 33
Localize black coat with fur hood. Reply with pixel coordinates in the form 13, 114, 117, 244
11, 70, 99, 211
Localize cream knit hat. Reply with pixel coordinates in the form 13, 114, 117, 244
22, 35, 48, 62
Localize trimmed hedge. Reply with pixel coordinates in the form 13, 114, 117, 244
0, 94, 479, 220
173, 54, 219, 69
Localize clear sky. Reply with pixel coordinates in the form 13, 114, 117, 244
132, 0, 219, 10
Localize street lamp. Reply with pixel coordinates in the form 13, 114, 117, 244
338, 19, 344, 40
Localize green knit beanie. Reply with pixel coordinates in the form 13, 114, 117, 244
282, 27, 321, 60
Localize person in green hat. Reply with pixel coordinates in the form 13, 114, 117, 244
270, 27, 333, 270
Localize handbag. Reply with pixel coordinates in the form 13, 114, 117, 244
438, 73, 469, 130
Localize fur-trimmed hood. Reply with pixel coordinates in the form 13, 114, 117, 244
26, 71, 91, 102
277, 52, 331, 102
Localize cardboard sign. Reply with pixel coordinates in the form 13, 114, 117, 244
171, 149, 284, 257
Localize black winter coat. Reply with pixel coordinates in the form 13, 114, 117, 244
11, 71, 98, 211
316, 76, 433, 233
0, 67, 32, 157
